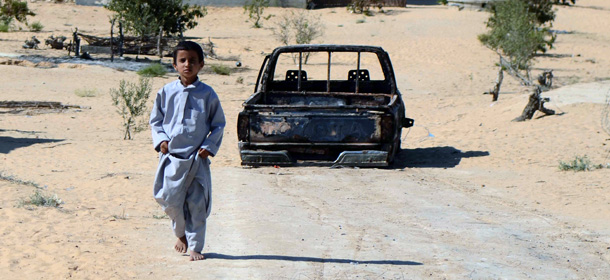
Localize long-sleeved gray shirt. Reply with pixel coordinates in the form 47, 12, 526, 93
150, 79, 225, 158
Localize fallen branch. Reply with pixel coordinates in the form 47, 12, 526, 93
0, 101, 89, 109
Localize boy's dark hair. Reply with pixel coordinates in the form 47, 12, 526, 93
173, 41, 204, 64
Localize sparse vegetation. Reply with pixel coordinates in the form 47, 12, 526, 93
137, 63, 168, 77
243, 0, 271, 28
28, 20, 42, 32
236, 76, 244, 84
273, 10, 324, 64
18, 190, 63, 208
559, 155, 605, 171
274, 11, 324, 46
210, 64, 231, 76
74, 88, 98, 97
110, 77, 152, 140
153, 213, 169, 219
0, 171, 40, 188
112, 209, 128, 220
347, 0, 383, 16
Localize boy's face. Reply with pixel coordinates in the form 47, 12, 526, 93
173, 50, 204, 82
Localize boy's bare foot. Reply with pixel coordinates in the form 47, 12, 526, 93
175, 236, 188, 253
189, 251, 205, 261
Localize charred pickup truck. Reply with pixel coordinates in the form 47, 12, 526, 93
237, 45, 414, 167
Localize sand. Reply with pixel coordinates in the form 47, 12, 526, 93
1, 1, 609, 278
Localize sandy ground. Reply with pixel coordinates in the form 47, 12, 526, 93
1, 1, 609, 279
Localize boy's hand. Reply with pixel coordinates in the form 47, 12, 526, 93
160, 141, 169, 154
198, 148, 211, 159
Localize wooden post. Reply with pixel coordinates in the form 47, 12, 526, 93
110, 19, 115, 62
119, 22, 124, 57
157, 26, 163, 61
73, 28, 80, 57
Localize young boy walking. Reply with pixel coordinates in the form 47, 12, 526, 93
150, 41, 225, 261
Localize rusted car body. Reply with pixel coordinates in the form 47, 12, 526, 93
237, 45, 413, 167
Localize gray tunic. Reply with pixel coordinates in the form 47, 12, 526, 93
150, 79, 225, 252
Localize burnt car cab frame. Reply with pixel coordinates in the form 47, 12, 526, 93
237, 44, 414, 167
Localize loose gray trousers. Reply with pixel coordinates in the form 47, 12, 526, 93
153, 152, 212, 253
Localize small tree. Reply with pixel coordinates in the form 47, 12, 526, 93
273, 11, 324, 63
0, 0, 35, 26
243, 0, 271, 28
479, 0, 558, 121
105, 0, 207, 38
110, 78, 152, 140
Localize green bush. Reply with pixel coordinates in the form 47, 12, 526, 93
110, 77, 152, 140
1, 0, 35, 25
28, 20, 42, 32
558, 155, 601, 171
18, 190, 63, 208
210, 64, 231, 76
0, 21, 8, 32
137, 63, 167, 77
106, 0, 206, 38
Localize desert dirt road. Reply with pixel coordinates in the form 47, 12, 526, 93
130, 165, 609, 279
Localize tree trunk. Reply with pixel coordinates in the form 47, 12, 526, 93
119, 22, 124, 57
490, 67, 503, 102
513, 86, 556, 122
157, 26, 164, 61
110, 19, 115, 62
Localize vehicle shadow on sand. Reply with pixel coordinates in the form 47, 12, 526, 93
204, 253, 423, 266
393, 146, 490, 169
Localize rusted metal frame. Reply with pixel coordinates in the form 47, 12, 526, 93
245, 104, 391, 110
247, 143, 381, 147
253, 110, 386, 115
266, 90, 392, 98
379, 51, 397, 95
298, 52, 303, 92
356, 52, 361, 94
327, 51, 332, 94
254, 55, 270, 93
272, 44, 384, 54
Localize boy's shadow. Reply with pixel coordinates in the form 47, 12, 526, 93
204, 253, 422, 266
392, 146, 490, 169
0, 135, 63, 154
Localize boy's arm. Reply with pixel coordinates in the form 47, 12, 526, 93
200, 92, 226, 156
150, 90, 170, 152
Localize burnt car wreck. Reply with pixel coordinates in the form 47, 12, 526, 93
237, 45, 414, 167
